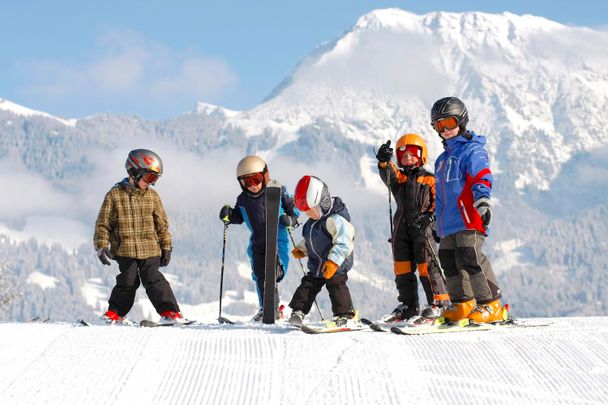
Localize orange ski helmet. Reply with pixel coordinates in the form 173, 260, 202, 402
395, 133, 427, 167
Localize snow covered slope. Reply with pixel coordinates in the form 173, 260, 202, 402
0, 317, 606, 404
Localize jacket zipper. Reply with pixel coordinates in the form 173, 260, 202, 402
459, 200, 470, 224
309, 221, 323, 276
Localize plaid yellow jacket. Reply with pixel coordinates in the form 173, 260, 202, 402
93, 179, 172, 259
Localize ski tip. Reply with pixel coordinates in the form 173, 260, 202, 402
267, 179, 282, 188
76, 319, 91, 327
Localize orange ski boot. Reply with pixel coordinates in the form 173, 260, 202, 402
468, 299, 506, 323
441, 299, 476, 322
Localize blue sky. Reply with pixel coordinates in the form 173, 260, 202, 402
1, 0, 607, 120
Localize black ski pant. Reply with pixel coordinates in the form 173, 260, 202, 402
438, 230, 502, 304
251, 250, 282, 309
289, 273, 354, 317
392, 222, 449, 308
108, 256, 180, 317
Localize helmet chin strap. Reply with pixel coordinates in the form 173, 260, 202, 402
129, 174, 146, 189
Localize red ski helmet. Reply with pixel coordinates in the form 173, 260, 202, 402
294, 175, 332, 214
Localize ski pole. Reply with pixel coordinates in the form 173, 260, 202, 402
218, 221, 232, 324
387, 167, 394, 242
425, 233, 444, 276
287, 227, 325, 321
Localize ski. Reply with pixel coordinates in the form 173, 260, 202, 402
362, 318, 412, 332
300, 323, 363, 334
263, 180, 282, 324
299, 315, 364, 334
390, 318, 551, 335
362, 315, 437, 332
140, 319, 197, 328
75, 318, 136, 327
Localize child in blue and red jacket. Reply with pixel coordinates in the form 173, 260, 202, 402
431, 96, 505, 323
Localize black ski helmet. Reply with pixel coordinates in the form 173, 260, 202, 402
431, 97, 469, 133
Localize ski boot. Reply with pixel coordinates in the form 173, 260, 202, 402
467, 299, 507, 323
101, 310, 132, 325
252, 305, 285, 322
288, 310, 305, 327
332, 309, 360, 328
381, 304, 419, 323
252, 308, 264, 322
159, 311, 190, 325
441, 299, 476, 322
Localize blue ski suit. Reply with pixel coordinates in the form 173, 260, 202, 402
229, 185, 299, 306
434, 131, 493, 238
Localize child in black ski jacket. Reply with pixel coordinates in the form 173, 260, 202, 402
376, 133, 450, 323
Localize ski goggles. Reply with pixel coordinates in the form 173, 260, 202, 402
239, 172, 264, 188
432, 116, 459, 132
397, 145, 422, 159
140, 171, 160, 184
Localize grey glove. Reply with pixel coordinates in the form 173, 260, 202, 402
279, 214, 298, 228
473, 197, 492, 230
97, 247, 114, 266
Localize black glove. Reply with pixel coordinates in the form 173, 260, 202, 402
412, 213, 434, 231
219, 205, 232, 224
276, 263, 285, 283
376, 140, 393, 163
97, 247, 114, 266
279, 214, 297, 228
160, 249, 172, 267
473, 198, 491, 230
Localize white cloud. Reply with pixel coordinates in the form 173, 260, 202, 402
0, 158, 73, 219
20, 27, 238, 109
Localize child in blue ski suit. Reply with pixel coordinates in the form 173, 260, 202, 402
431, 96, 504, 323
219, 155, 299, 321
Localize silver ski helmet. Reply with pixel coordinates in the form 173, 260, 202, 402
125, 149, 163, 185
294, 175, 332, 214
431, 97, 469, 133
236, 155, 268, 193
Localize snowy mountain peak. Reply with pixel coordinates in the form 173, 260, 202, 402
352, 8, 419, 31
193, 101, 239, 118
0, 98, 77, 127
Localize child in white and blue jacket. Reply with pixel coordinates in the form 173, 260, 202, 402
287, 175, 357, 326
